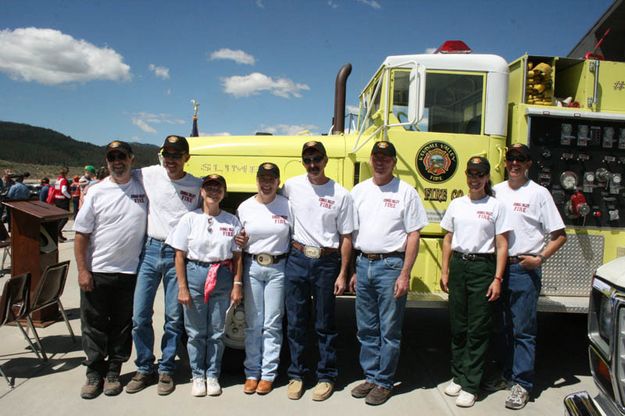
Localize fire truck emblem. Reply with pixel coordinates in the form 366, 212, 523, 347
415, 141, 458, 183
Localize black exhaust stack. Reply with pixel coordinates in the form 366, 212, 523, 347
332, 63, 352, 135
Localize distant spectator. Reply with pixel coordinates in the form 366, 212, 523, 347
7, 175, 30, 201
84, 165, 97, 185
39, 177, 51, 202
81, 166, 109, 209
71, 175, 81, 219
54, 167, 71, 242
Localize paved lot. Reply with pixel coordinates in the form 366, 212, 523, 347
0, 224, 597, 415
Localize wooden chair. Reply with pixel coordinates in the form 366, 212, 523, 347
0, 273, 43, 388
26, 261, 74, 361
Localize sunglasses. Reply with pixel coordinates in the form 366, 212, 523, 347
466, 171, 486, 178
506, 155, 529, 163
161, 151, 185, 160
106, 152, 128, 162
302, 155, 324, 165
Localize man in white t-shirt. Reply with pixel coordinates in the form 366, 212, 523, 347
127, 135, 203, 395
74, 141, 148, 400
349, 141, 428, 405
493, 143, 566, 410
282, 141, 354, 402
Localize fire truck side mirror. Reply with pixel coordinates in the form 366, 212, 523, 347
407, 64, 426, 126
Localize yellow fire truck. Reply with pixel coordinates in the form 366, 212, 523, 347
186, 41, 625, 313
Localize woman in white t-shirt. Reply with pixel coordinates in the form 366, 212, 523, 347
167, 174, 243, 398
439, 157, 510, 408
237, 163, 291, 395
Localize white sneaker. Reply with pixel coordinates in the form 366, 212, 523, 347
455, 390, 476, 407
191, 377, 206, 397
206, 377, 222, 396
444, 380, 462, 397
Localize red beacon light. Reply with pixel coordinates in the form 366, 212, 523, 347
435, 40, 472, 54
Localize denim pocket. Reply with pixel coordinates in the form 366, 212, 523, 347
383, 256, 403, 270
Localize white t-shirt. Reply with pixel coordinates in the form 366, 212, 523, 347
493, 179, 565, 256
167, 209, 242, 263
351, 177, 429, 253
138, 165, 202, 240
282, 174, 354, 248
237, 194, 291, 255
73, 175, 148, 273
440, 195, 511, 254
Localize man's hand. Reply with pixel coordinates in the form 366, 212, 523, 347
394, 271, 410, 298
235, 228, 248, 248
486, 279, 501, 302
349, 272, 357, 292
78, 270, 94, 292
519, 255, 542, 270
231, 284, 243, 305
439, 271, 449, 293
334, 272, 347, 296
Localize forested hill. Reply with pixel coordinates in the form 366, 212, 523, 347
0, 121, 160, 168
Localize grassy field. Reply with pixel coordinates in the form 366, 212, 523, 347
0, 159, 89, 182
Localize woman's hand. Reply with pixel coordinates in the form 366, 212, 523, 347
178, 286, 192, 306
486, 279, 501, 302
439, 271, 449, 293
231, 284, 243, 305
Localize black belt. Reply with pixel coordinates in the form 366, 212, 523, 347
453, 251, 495, 262
359, 251, 404, 261
188, 259, 218, 267
508, 256, 521, 264
247, 253, 287, 265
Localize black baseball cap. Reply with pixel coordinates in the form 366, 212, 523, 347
257, 162, 280, 178
106, 140, 133, 156
202, 174, 227, 191
301, 141, 327, 157
161, 135, 189, 154
371, 141, 397, 158
466, 156, 490, 174
506, 143, 531, 161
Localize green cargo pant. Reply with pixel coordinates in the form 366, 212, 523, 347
448, 254, 496, 395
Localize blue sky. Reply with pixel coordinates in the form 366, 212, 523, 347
0, 0, 614, 146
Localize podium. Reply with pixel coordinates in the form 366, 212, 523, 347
1, 200, 70, 326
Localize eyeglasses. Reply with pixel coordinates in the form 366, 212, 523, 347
106, 152, 128, 162
506, 155, 529, 163
465, 171, 486, 178
302, 155, 324, 165
207, 217, 213, 233
161, 151, 185, 160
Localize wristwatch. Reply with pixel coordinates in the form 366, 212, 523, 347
538, 254, 547, 264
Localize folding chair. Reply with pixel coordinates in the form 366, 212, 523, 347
26, 261, 74, 361
0, 273, 43, 388
0, 221, 10, 277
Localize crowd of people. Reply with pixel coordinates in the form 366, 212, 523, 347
63, 135, 566, 410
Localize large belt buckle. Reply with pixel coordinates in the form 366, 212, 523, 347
461, 253, 475, 261
256, 253, 274, 266
303, 245, 321, 259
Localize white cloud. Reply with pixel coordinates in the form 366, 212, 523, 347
425, 47, 437, 54
131, 112, 186, 134
148, 64, 170, 79
210, 48, 255, 65
328, 1, 339, 8
346, 104, 359, 114
0, 27, 130, 85
205, 131, 232, 136
256, 0, 265, 8
222, 72, 309, 98
259, 124, 319, 136
356, 0, 381, 9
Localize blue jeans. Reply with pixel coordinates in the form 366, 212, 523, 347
132, 238, 183, 375
285, 247, 340, 382
183, 260, 233, 379
503, 263, 542, 392
355, 254, 406, 390
243, 256, 285, 382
